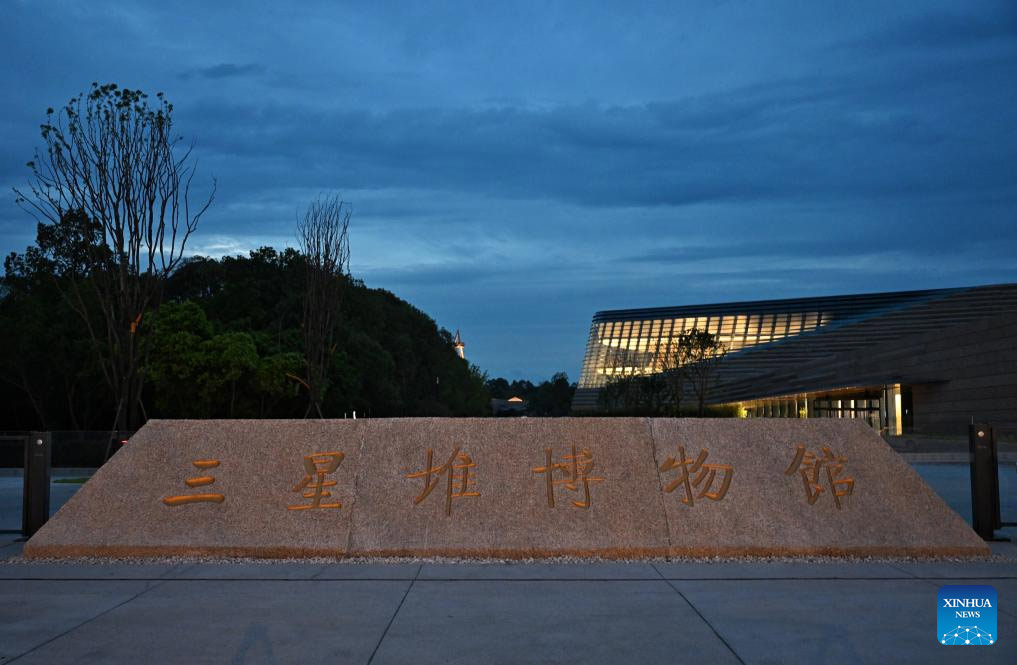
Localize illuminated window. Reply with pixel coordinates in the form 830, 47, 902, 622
774, 313, 788, 338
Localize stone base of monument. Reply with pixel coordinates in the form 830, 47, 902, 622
23, 418, 989, 559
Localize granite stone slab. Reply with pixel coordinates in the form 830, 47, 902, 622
25, 420, 367, 558
649, 418, 988, 557
24, 418, 989, 559
347, 418, 669, 557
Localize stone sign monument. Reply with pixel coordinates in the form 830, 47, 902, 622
25, 418, 989, 558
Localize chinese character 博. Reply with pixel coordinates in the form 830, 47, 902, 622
532, 445, 605, 509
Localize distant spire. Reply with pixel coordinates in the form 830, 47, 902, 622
453, 329, 465, 359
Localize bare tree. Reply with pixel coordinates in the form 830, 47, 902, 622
297, 194, 351, 418
682, 328, 727, 417
13, 83, 215, 432
656, 335, 691, 416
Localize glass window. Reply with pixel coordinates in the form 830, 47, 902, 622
776, 313, 790, 336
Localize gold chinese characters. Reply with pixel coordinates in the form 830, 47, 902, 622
532, 445, 605, 509
405, 447, 480, 516
785, 445, 855, 509
659, 446, 733, 506
157, 442, 859, 513
289, 451, 345, 510
163, 459, 226, 506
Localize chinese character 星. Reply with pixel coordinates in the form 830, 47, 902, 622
163, 459, 225, 506
659, 446, 733, 506
289, 451, 345, 510
532, 445, 605, 509
405, 447, 480, 516
784, 445, 854, 509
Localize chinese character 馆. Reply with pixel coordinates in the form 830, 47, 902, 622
784, 445, 855, 509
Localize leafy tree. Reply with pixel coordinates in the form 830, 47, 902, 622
656, 335, 690, 416
147, 302, 295, 418
596, 374, 669, 416
197, 332, 259, 417
485, 377, 511, 399
1, 245, 490, 427
527, 372, 576, 416
12, 83, 214, 430
252, 352, 304, 417
485, 373, 575, 416
681, 329, 727, 416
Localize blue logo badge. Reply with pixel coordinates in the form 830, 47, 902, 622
938, 585, 996, 645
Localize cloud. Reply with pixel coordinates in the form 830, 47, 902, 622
179, 63, 266, 80
834, 8, 1017, 53
2, 1, 1016, 380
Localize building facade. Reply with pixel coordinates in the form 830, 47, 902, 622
572, 283, 1017, 435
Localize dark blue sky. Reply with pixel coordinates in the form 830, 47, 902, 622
2, 1, 1015, 381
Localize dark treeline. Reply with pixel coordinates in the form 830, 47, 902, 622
485, 373, 576, 417
595, 374, 739, 418
1, 245, 489, 430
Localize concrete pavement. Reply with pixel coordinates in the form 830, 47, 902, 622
2, 536, 1016, 665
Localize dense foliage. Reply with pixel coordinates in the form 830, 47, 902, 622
1, 244, 490, 429
485, 372, 576, 417
596, 374, 739, 418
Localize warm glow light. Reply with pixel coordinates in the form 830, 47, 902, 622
894, 390, 903, 436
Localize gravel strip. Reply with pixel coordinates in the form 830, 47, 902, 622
3, 553, 1015, 566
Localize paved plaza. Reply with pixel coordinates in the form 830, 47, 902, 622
2, 541, 1016, 664
1, 464, 1016, 664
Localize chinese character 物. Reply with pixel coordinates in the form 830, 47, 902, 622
659, 446, 733, 506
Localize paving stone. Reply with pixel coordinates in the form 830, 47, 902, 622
418, 562, 660, 580
5, 579, 410, 665
672, 578, 1017, 664
653, 560, 910, 580
0, 562, 181, 580
314, 563, 420, 580
167, 562, 326, 579
373, 579, 741, 665
0, 580, 155, 662
892, 561, 1017, 580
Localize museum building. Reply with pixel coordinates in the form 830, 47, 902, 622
571, 283, 1017, 435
